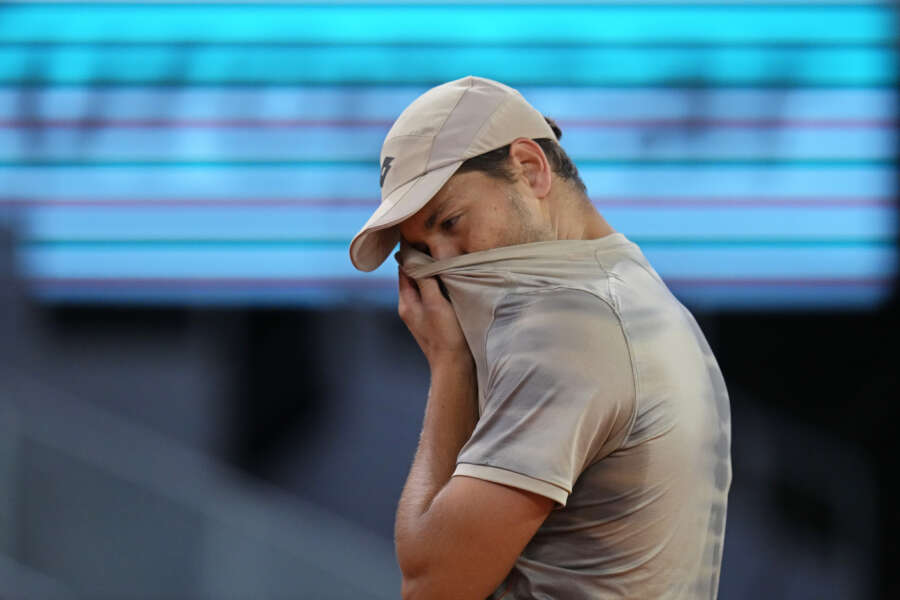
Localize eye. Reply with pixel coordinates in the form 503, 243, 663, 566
441, 216, 460, 231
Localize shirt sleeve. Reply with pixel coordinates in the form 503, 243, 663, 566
453, 288, 636, 506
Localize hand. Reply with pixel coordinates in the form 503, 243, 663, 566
398, 267, 471, 370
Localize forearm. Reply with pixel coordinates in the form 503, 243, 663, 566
395, 356, 478, 577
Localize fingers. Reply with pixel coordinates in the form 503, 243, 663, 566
399, 266, 449, 319
396, 269, 466, 361
398, 268, 419, 301
416, 276, 446, 306
397, 267, 420, 320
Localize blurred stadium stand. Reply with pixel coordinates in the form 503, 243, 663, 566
0, 368, 399, 599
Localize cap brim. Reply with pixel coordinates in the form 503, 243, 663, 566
349, 160, 463, 272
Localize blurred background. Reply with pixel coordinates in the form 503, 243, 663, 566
0, 0, 897, 598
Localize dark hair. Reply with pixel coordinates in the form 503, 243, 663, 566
456, 116, 587, 196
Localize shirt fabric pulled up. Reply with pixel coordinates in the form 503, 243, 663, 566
399, 233, 732, 600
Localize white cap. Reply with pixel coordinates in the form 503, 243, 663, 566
348, 76, 556, 272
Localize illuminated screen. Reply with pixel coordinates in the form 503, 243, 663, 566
0, 2, 896, 309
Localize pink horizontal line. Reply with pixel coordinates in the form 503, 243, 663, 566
592, 197, 896, 208
29, 277, 393, 289
27, 277, 893, 288
1, 197, 894, 209
667, 278, 892, 287
0, 197, 380, 208
562, 119, 900, 129
0, 118, 896, 130
0, 119, 394, 129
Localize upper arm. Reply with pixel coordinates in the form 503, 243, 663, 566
458, 288, 636, 503
402, 474, 553, 600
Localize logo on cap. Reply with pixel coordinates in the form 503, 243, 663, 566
380, 156, 395, 188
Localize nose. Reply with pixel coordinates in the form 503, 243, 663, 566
428, 239, 460, 261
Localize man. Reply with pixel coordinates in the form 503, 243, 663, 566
349, 76, 732, 599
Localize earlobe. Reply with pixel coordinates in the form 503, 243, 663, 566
533, 161, 552, 199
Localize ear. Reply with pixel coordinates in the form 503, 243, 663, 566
508, 138, 552, 200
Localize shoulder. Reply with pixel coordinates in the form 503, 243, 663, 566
484, 287, 629, 384
488, 286, 620, 348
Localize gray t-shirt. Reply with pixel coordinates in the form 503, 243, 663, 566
401, 233, 732, 599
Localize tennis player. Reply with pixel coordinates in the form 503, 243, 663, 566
349, 76, 732, 600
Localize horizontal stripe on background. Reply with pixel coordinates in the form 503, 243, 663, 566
1, 128, 895, 161
1, 167, 894, 198
19, 246, 895, 279
1, 47, 896, 86
3, 197, 895, 208
0, 5, 893, 44
12, 82, 898, 91
19, 240, 897, 250
1, 159, 894, 167
5, 41, 898, 49
25, 277, 893, 289
667, 283, 895, 310
25, 281, 895, 310
1, 118, 899, 129
1, 88, 894, 120
16, 206, 896, 240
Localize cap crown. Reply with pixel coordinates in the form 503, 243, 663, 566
378, 76, 552, 203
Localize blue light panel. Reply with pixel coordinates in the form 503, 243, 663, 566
0, 2, 896, 309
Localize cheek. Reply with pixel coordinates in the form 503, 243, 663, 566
466, 223, 507, 252
461, 199, 519, 251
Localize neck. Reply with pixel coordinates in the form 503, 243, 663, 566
546, 184, 616, 242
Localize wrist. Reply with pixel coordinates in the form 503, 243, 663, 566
428, 350, 475, 376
